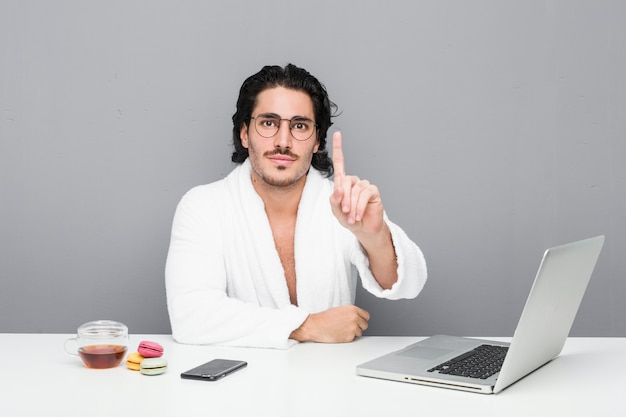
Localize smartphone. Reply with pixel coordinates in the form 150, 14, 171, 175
180, 359, 248, 381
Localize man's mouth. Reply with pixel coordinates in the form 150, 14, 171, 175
266, 151, 297, 165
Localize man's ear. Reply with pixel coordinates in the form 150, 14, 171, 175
240, 124, 249, 149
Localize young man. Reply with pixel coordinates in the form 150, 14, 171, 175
165, 64, 427, 348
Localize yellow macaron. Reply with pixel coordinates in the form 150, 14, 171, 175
126, 352, 144, 371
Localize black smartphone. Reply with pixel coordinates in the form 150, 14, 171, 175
180, 359, 248, 381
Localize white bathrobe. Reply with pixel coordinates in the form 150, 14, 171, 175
165, 159, 427, 349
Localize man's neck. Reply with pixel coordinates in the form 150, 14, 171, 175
250, 173, 306, 217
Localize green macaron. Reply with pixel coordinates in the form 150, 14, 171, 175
140, 357, 168, 376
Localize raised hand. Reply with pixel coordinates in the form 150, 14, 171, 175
329, 131, 386, 236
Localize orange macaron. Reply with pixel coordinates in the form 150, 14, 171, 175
126, 352, 144, 371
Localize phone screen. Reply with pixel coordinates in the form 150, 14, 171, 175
181, 359, 247, 381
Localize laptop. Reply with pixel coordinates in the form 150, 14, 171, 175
357, 235, 605, 394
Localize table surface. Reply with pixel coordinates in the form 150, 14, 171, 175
1, 334, 624, 417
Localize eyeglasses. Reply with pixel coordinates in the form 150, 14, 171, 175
250, 114, 317, 141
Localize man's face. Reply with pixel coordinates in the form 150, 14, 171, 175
240, 86, 320, 189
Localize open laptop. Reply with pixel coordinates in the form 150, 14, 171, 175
357, 235, 605, 394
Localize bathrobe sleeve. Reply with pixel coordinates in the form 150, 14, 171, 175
165, 185, 309, 349
350, 214, 427, 300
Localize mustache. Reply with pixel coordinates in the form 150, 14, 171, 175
264, 149, 298, 159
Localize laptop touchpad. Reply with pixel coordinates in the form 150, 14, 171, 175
398, 346, 455, 360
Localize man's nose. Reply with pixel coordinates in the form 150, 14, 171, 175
273, 120, 293, 148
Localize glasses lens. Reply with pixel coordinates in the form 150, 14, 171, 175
289, 118, 315, 141
255, 116, 280, 138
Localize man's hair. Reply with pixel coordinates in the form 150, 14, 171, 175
231, 64, 336, 177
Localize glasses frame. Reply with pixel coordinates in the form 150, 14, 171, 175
250, 115, 318, 142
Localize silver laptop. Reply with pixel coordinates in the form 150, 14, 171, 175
357, 235, 605, 394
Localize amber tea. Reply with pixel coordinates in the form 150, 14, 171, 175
78, 345, 127, 369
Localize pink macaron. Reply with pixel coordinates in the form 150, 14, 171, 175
137, 340, 164, 358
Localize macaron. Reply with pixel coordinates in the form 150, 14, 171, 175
126, 352, 144, 371
140, 357, 168, 376
137, 340, 164, 358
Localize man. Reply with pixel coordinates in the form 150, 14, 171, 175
165, 64, 427, 348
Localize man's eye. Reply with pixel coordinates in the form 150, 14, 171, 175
260, 119, 278, 128
292, 121, 311, 131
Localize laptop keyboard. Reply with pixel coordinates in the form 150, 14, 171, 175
427, 344, 508, 380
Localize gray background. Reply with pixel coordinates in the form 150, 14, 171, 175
1, 0, 624, 337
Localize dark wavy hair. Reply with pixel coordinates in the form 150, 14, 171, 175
231, 64, 337, 177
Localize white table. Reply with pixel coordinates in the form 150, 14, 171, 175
1, 334, 624, 417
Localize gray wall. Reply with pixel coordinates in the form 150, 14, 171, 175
1, 1, 624, 336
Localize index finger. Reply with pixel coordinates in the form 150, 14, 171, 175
332, 131, 346, 178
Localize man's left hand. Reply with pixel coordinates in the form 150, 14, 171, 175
329, 131, 386, 237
